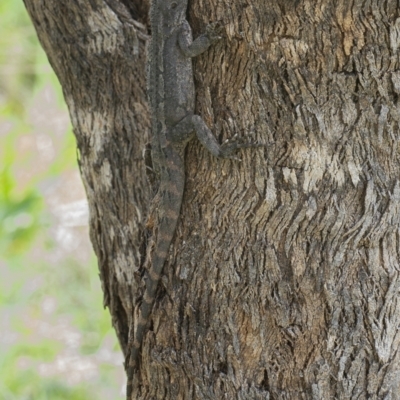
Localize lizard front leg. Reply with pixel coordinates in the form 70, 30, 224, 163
178, 20, 222, 58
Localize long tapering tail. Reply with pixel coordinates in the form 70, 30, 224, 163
126, 145, 185, 399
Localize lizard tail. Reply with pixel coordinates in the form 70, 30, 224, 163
126, 146, 185, 399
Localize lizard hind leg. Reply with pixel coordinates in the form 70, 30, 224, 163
170, 113, 260, 159
126, 145, 185, 399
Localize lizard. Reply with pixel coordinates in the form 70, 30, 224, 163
126, 0, 257, 396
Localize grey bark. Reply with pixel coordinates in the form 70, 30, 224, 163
24, 0, 400, 399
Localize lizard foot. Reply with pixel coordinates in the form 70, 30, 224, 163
206, 21, 224, 44
219, 131, 264, 159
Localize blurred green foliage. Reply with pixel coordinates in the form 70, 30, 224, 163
0, 1, 123, 399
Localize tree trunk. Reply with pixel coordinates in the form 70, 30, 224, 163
24, 0, 400, 398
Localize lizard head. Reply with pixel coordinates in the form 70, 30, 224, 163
157, 0, 188, 28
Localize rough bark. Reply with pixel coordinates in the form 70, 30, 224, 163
24, 0, 400, 399
23, 0, 151, 358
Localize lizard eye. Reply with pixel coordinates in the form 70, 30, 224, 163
171, 2, 178, 9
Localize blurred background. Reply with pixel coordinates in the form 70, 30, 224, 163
0, 1, 125, 398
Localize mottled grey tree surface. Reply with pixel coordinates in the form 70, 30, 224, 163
24, 0, 400, 398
